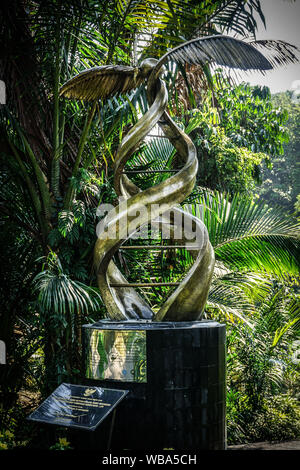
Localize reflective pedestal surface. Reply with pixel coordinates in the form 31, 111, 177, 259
82, 320, 226, 450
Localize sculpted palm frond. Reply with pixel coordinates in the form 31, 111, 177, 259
250, 39, 300, 69
152, 35, 273, 77
60, 35, 273, 104
60, 65, 146, 101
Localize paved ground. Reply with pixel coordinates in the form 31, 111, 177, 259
229, 440, 300, 450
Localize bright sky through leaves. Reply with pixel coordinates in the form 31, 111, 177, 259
239, 0, 300, 93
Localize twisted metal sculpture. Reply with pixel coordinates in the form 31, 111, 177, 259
60, 35, 272, 322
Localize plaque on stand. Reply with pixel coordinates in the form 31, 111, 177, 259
83, 320, 227, 449
84, 323, 147, 382
27, 383, 128, 431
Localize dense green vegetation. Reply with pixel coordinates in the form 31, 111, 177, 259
0, 0, 299, 450
258, 90, 300, 210
183, 76, 290, 196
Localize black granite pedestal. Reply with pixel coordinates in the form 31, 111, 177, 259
82, 320, 226, 450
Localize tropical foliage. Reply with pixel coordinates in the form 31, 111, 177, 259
258, 90, 300, 210
179, 75, 290, 195
0, 0, 299, 449
226, 285, 300, 443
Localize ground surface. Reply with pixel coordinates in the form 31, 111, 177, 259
229, 440, 300, 450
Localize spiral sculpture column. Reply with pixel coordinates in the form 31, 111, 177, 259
93, 59, 215, 322
60, 35, 272, 323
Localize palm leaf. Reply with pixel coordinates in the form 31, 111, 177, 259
258, 286, 300, 329
216, 236, 300, 279
141, 1, 268, 58
205, 266, 274, 326
272, 317, 300, 348
33, 252, 103, 315
206, 282, 255, 326
207, 0, 266, 37
213, 268, 273, 302
184, 191, 300, 279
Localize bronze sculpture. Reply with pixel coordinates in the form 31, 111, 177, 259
60, 35, 272, 322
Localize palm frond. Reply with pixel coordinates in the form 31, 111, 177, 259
208, 0, 266, 38
184, 191, 300, 279
207, 282, 255, 326
139, 137, 175, 169
213, 268, 273, 303
140, 1, 268, 58
272, 317, 300, 348
206, 269, 275, 326
258, 285, 300, 335
34, 258, 102, 316
216, 236, 300, 279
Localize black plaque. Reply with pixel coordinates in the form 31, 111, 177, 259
27, 383, 128, 431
